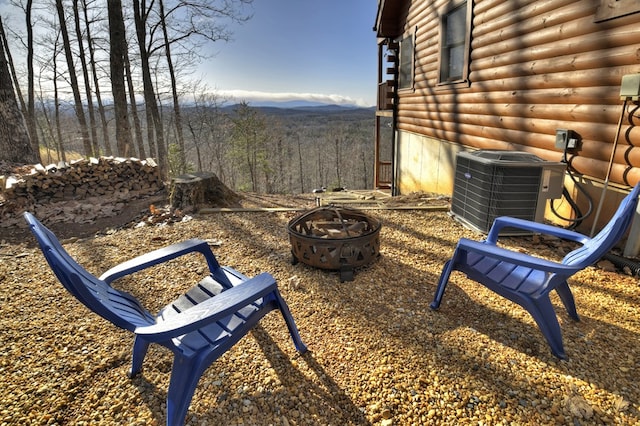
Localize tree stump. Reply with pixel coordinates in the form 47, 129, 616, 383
169, 172, 240, 211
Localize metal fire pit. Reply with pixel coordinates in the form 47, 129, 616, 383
287, 206, 381, 281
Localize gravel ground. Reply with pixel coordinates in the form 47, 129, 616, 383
1, 193, 639, 425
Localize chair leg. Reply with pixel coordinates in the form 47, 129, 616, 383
525, 296, 567, 359
555, 281, 580, 321
166, 355, 205, 426
128, 336, 150, 378
430, 259, 455, 310
273, 289, 308, 354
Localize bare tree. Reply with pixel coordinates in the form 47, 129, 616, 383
262, 119, 285, 193
124, 48, 146, 158
158, 0, 186, 172
5, 0, 43, 159
72, 0, 99, 156
51, 30, 66, 163
297, 133, 304, 193
107, 0, 132, 157
2, 13, 41, 162
189, 85, 232, 180
146, 0, 254, 175
55, 0, 93, 157
184, 83, 226, 173
1, 0, 377, 194
25, 0, 42, 158
82, 0, 112, 156
316, 141, 325, 188
0, 17, 27, 121
133, 0, 168, 178
36, 81, 57, 164
0, 31, 37, 163
230, 102, 268, 191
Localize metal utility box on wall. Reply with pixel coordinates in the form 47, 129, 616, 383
450, 150, 566, 235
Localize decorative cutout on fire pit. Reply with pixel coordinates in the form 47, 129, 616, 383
287, 206, 381, 281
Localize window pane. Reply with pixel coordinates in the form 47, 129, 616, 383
446, 6, 466, 46
440, 1, 468, 83
448, 45, 464, 79
398, 34, 413, 89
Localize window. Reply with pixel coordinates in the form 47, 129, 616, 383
439, 0, 472, 86
398, 32, 414, 91
595, 0, 640, 22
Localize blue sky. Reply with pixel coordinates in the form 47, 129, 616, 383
198, 0, 379, 107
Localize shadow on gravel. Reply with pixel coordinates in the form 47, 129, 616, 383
1, 195, 168, 246
251, 324, 371, 425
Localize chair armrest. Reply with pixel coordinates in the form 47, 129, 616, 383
134, 272, 277, 341
457, 238, 579, 275
486, 216, 591, 245
99, 239, 221, 284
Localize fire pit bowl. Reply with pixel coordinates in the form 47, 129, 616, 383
287, 206, 382, 281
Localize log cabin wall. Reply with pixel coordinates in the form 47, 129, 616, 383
377, 0, 640, 233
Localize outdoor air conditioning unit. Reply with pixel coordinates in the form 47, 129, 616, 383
450, 150, 566, 235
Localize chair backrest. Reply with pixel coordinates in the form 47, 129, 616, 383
24, 212, 154, 331
563, 185, 640, 268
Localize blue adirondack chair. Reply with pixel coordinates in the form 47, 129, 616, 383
431, 185, 640, 359
24, 212, 308, 426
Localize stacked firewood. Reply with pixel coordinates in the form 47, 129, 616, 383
0, 157, 164, 227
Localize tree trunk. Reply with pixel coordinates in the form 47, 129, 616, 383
133, 0, 167, 178
52, 35, 66, 163
186, 120, 203, 172
82, 0, 112, 156
159, 0, 186, 172
73, 0, 99, 156
107, 0, 132, 157
0, 36, 37, 164
56, 0, 93, 158
124, 49, 146, 158
0, 18, 29, 129
37, 92, 57, 164
297, 135, 304, 193
334, 137, 342, 188
170, 171, 240, 211
25, 0, 41, 160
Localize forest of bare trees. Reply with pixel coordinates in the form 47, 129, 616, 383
0, 0, 375, 194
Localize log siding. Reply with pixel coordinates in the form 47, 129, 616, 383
378, 0, 640, 188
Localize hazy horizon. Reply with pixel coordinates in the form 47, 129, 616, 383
198, 1, 378, 108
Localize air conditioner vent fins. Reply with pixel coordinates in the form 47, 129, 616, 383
450, 150, 566, 235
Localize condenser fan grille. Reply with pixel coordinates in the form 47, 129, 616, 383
450, 150, 566, 235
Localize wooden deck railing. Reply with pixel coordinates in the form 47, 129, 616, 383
376, 161, 392, 188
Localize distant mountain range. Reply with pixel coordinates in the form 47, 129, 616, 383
222, 100, 374, 111
217, 101, 375, 122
